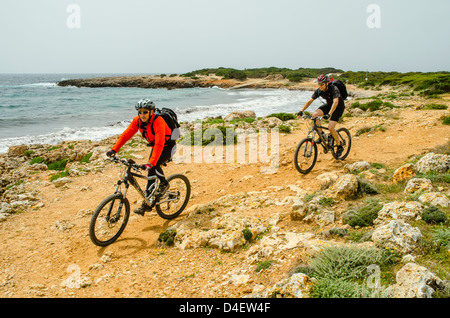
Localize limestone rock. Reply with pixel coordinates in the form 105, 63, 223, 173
224, 111, 256, 121
373, 201, 424, 225
404, 178, 433, 194
174, 213, 266, 251
251, 273, 313, 298
52, 177, 73, 188
415, 152, 450, 174
371, 220, 422, 254
393, 163, 415, 183
344, 161, 371, 173
418, 192, 450, 207
324, 174, 359, 199
246, 231, 314, 262
316, 172, 340, 189
388, 263, 446, 298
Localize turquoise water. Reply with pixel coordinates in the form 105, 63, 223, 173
0, 74, 314, 153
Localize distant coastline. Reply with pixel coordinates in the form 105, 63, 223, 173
57, 74, 320, 91
57, 67, 450, 99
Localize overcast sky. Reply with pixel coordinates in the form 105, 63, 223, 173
1, 0, 449, 74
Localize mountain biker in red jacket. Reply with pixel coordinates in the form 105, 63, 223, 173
106, 99, 175, 215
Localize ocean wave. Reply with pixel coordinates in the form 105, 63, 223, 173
0, 121, 130, 153
0, 82, 57, 88
175, 89, 311, 121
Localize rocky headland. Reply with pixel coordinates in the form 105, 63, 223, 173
57, 74, 357, 93
1, 82, 449, 299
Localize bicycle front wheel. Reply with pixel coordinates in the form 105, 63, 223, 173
89, 193, 130, 246
330, 127, 352, 160
156, 174, 191, 219
294, 137, 318, 174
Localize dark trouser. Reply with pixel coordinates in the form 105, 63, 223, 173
146, 143, 176, 191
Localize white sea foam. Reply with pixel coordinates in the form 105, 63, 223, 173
0, 121, 130, 153
176, 89, 312, 122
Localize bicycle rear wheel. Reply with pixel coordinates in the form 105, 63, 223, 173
89, 193, 130, 246
156, 174, 191, 219
294, 137, 318, 174
330, 127, 352, 160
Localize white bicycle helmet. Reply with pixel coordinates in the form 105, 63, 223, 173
135, 99, 155, 110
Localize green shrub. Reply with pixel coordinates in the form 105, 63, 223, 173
308, 245, 398, 298
357, 180, 380, 195
422, 206, 448, 224
266, 113, 296, 121
318, 197, 335, 207
215, 68, 247, 80
158, 229, 177, 246
339, 71, 450, 96
424, 103, 447, 110
30, 157, 45, 165
310, 246, 383, 281
80, 153, 93, 163
294, 264, 315, 277
443, 116, 450, 125
50, 169, 70, 181
366, 99, 383, 111
180, 127, 237, 146
242, 228, 253, 241
343, 202, 382, 227
266, 113, 297, 121
47, 159, 68, 171
431, 227, 450, 249
230, 117, 255, 124
255, 260, 274, 272
287, 72, 308, 82
206, 118, 225, 125
310, 277, 371, 298
278, 125, 291, 134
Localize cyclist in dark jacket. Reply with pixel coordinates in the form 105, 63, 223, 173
106, 99, 175, 215
297, 74, 345, 157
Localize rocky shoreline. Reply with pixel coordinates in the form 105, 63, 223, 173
1, 85, 449, 298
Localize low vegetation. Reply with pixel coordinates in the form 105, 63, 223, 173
182, 67, 344, 82
338, 71, 450, 97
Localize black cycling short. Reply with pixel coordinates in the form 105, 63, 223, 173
318, 103, 345, 122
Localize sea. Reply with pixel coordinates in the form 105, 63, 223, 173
0, 73, 317, 153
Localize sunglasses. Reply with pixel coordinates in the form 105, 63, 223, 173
138, 110, 149, 115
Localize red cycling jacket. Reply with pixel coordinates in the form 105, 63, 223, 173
112, 114, 172, 166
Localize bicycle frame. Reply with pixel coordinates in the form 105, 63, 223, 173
304, 115, 331, 151
110, 157, 178, 209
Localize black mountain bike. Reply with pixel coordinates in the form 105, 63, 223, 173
294, 115, 352, 174
89, 156, 191, 246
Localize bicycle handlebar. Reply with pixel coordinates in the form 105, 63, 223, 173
107, 156, 143, 172
301, 114, 326, 120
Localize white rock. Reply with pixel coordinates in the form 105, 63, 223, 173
418, 192, 450, 207
372, 220, 422, 254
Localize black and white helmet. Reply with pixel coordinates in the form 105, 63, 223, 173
135, 99, 155, 110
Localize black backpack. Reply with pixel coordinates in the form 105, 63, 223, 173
150, 108, 181, 142
330, 78, 348, 100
